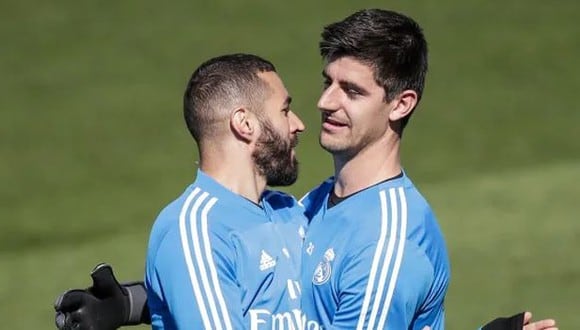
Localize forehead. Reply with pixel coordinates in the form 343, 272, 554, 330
324, 57, 378, 87
257, 71, 288, 100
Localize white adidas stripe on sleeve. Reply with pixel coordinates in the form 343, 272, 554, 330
356, 187, 408, 329
179, 188, 233, 330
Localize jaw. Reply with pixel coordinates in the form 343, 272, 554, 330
319, 130, 357, 159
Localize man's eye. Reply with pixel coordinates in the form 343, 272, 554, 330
346, 88, 361, 96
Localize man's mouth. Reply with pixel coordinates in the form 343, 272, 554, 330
322, 115, 348, 129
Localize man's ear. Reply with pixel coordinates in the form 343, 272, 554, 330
388, 89, 418, 122
230, 107, 257, 143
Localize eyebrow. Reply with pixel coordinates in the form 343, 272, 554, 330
283, 96, 292, 108
322, 70, 369, 96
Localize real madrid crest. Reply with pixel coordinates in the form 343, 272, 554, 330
312, 248, 335, 285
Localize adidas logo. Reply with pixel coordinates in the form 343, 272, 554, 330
259, 250, 276, 271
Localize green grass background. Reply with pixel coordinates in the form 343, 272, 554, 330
2, 0, 579, 328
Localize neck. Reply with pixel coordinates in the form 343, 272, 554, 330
332, 134, 401, 197
198, 143, 266, 204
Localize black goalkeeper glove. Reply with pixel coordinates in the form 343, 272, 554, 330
54, 263, 150, 330
481, 312, 525, 330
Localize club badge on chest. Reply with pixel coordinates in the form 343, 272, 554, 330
312, 248, 335, 285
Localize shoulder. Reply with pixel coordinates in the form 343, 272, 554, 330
394, 177, 441, 233
147, 186, 238, 262
148, 186, 194, 246
399, 179, 450, 276
149, 185, 228, 235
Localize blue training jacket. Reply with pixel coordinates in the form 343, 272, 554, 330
300, 172, 451, 330
145, 170, 307, 329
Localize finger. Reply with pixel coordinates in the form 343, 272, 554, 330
64, 310, 86, 330
91, 262, 111, 274
54, 290, 87, 311
523, 319, 557, 330
523, 311, 532, 324
90, 263, 123, 297
55, 312, 66, 329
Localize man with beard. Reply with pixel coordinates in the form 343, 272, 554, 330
107, 53, 305, 329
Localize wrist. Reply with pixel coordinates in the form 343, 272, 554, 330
122, 282, 151, 325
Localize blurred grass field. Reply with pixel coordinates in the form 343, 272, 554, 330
1, 0, 579, 328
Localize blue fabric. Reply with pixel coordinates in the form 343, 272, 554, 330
145, 170, 307, 329
300, 173, 450, 329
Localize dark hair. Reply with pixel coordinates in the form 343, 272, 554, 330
320, 9, 428, 130
183, 53, 276, 143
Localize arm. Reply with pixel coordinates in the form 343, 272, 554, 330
409, 244, 449, 330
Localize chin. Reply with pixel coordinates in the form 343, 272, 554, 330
320, 143, 348, 155
320, 137, 345, 153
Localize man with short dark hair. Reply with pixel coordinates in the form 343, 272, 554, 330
143, 53, 307, 329
55, 53, 307, 330
299, 9, 449, 329
297, 10, 554, 330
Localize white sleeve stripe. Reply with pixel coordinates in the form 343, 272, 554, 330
178, 187, 212, 329
367, 188, 400, 328
189, 192, 225, 330
201, 197, 233, 330
377, 187, 408, 328
356, 189, 391, 330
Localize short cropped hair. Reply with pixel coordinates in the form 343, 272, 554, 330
320, 9, 428, 130
183, 53, 276, 143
